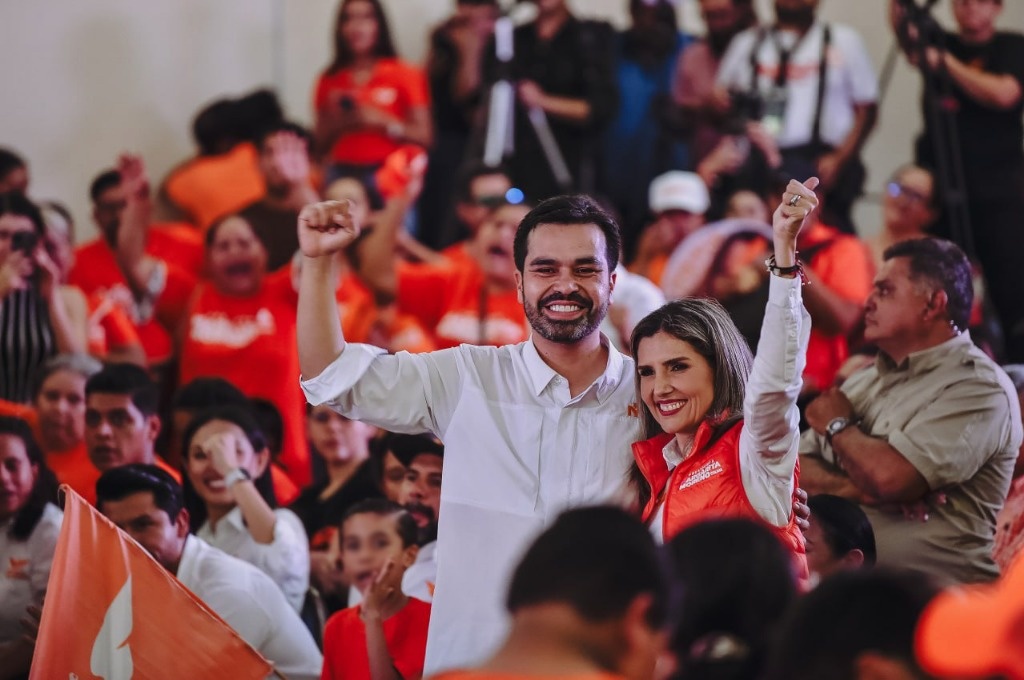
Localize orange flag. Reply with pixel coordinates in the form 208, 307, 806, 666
30, 486, 273, 679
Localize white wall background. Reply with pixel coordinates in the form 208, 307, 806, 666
2, 0, 1022, 240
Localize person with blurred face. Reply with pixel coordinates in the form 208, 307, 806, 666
321, 500, 429, 680
430, 507, 670, 680
891, 0, 1024, 361
630, 171, 710, 287
867, 165, 939, 268
0, 194, 88, 404
178, 215, 310, 488
32, 354, 103, 503
239, 123, 320, 272
96, 464, 322, 679
0, 417, 60, 679
313, 0, 433, 189
716, 0, 879, 234
393, 436, 444, 604
804, 493, 876, 587
69, 158, 202, 368
445, 165, 514, 260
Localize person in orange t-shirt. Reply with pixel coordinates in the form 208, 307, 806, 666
313, 0, 432, 183
429, 507, 669, 680
178, 215, 310, 488
163, 142, 266, 231
796, 219, 874, 394
30, 354, 104, 504
321, 500, 429, 680
70, 166, 198, 366
397, 202, 530, 349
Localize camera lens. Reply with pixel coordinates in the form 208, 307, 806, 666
10, 231, 38, 254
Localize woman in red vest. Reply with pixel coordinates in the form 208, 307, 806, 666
630, 178, 819, 576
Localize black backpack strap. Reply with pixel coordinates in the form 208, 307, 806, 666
810, 24, 832, 148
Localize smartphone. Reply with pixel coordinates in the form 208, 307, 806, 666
10, 231, 38, 254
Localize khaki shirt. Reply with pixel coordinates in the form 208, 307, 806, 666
800, 333, 1023, 583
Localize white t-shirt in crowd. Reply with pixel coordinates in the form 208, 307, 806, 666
716, 22, 878, 149
0, 503, 61, 644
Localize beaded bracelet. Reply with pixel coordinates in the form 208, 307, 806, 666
765, 254, 810, 285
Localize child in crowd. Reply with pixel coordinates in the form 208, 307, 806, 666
321, 499, 430, 680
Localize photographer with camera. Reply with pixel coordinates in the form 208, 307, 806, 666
715, 0, 879, 234
891, 0, 1024, 362
0, 193, 87, 404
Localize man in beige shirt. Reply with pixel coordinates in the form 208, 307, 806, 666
800, 237, 1022, 584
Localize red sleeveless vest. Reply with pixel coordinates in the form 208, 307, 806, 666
633, 420, 808, 582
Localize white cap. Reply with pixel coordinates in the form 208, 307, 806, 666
648, 171, 710, 215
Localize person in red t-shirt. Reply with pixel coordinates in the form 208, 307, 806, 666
178, 214, 310, 487
313, 0, 433, 184
397, 202, 531, 349
321, 499, 429, 680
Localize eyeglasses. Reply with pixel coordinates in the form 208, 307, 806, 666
886, 182, 931, 206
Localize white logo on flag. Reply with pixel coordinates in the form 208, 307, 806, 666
90, 575, 134, 680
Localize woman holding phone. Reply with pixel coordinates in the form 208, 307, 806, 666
0, 193, 87, 403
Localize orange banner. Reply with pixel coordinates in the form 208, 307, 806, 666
30, 486, 272, 679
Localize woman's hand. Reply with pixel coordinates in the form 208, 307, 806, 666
199, 430, 251, 477
33, 247, 62, 301
0, 251, 32, 298
772, 177, 820, 266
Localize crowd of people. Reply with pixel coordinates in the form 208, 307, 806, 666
2, 0, 1024, 678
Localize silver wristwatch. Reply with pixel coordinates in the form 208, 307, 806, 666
825, 416, 858, 445
223, 467, 252, 488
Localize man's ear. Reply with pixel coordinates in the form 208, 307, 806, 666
146, 414, 162, 444
175, 508, 191, 539
840, 548, 866, 570
620, 593, 669, 678
402, 543, 420, 568
923, 288, 949, 323
854, 651, 919, 680
514, 270, 524, 304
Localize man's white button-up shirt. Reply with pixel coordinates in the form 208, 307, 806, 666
301, 335, 642, 673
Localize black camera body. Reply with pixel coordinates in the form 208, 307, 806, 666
722, 89, 765, 136
10, 231, 38, 254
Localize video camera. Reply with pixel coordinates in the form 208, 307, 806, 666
893, 0, 945, 55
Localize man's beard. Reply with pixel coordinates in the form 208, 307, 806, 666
524, 290, 608, 345
775, 4, 816, 27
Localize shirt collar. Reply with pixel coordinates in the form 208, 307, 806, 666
522, 333, 626, 403
877, 331, 973, 376
176, 534, 202, 581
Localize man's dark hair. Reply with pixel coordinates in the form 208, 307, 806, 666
181, 404, 277, 532
341, 498, 419, 548
513, 195, 622, 273
85, 363, 159, 416
254, 121, 313, 152
506, 506, 669, 628
0, 192, 45, 239
883, 237, 973, 332
455, 162, 512, 202
234, 89, 285, 142
173, 377, 248, 412
96, 463, 184, 521
808, 494, 877, 567
665, 518, 798, 680
0, 148, 26, 180
765, 570, 938, 680
380, 432, 444, 468
0, 416, 58, 541
89, 169, 121, 204
327, 0, 398, 73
